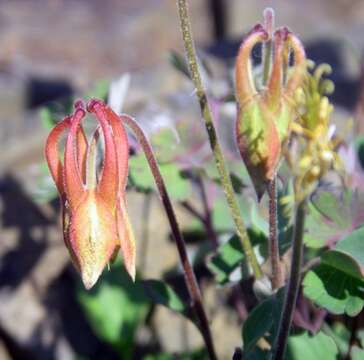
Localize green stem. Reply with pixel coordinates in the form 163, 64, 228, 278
176, 0, 263, 279
272, 199, 306, 360
121, 115, 217, 360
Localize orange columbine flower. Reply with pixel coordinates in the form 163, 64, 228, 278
45, 99, 135, 289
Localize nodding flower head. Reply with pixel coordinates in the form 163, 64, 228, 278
45, 99, 135, 289
235, 23, 306, 199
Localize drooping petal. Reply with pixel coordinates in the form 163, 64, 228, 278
64, 107, 86, 209
44, 116, 71, 198
87, 99, 118, 208
117, 198, 136, 281
68, 191, 119, 289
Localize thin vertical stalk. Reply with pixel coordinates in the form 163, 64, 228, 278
262, 7, 274, 85
121, 115, 217, 360
267, 178, 283, 290
177, 0, 263, 279
272, 199, 306, 360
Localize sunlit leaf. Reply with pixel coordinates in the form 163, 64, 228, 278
322, 322, 350, 356
129, 154, 191, 200
207, 230, 266, 285
140, 279, 191, 318
286, 331, 338, 360
303, 228, 364, 316
304, 189, 364, 248
78, 265, 149, 357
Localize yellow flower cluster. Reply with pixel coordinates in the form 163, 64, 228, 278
288, 62, 343, 200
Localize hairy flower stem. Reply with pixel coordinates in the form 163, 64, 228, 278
272, 200, 306, 360
177, 0, 263, 279
267, 178, 283, 290
121, 115, 217, 360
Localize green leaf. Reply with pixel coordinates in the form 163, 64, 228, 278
207, 234, 244, 285
322, 322, 350, 356
286, 331, 338, 360
85, 79, 110, 101
129, 154, 191, 200
355, 135, 364, 169
242, 289, 285, 356
304, 190, 364, 248
303, 252, 364, 316
357, 329, 364, 348
78, 265, 149, 357
169, 50, 190, 78
207, 230, 266, 285
140, 279, 188, 315
211, 198, 235, 231
351, 346, 364, 360
303, 226, 364, 316
335, 226, 364, 271
40, 107, 56, 129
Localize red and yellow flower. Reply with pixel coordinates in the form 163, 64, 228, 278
45, 99, 135, 289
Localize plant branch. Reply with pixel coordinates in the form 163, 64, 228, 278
272, 199, 306, 360
121, 114, 217, 360
181, 200, 206, 223
197, 175, 219, 247
176, 0, 263, 279
267, 178, 284, 290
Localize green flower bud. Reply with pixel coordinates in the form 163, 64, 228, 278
235, 25, 306, 199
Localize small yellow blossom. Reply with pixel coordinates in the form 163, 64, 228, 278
287, 62, 343, 200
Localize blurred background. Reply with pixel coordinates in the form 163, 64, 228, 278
1, 0, 364, 359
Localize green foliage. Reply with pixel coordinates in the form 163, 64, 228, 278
323, 322, 350, 356
303, 227, 364, 316
207, 234, 244, 285
40, 107, 56, 129
242, 289, 285, 356
77, 265, 149, 357
286, 331, 338, 360
304, 190, 364, 248
129, 154, 191, 200
85, 79, 110, 101
140, 279, 192, 320
207, 230, 266, 285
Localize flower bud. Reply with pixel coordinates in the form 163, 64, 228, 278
235, 25, 306, 199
